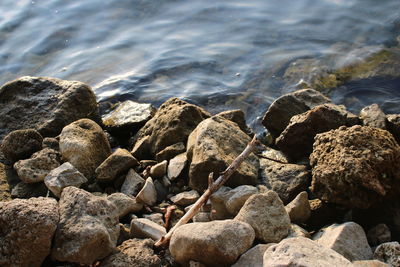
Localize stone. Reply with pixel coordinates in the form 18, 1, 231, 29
95, 148, 139, 183
14, 148, 61, 183
386, 114, 400, 143
117, 224, 131, 246
0, 76, 98, 139
143, 213, 165, 226
210, 186, 234, 220
154, 179, 169, 203
140, 159, 157, 168
307, 198, 348, 230
353, 260, 389, 267
285, 191, 311, 224
51, 187, 120, 265
193, 212, 211, 222
131, 135, 151, 160
235, 191, 291, 243
59, 119, 111, 181
288, 223, 311, 238
0, 163, 12, 201
149, 160, 167, 179
262, 88, 331, 137
170, 190, 200, 206
130, 218, 166, 240
155, 142, 186, 162
373, 242, 400, 267
107, 193, 143, 218
216, 109, 252, 136
11, 181, 48, 198
168, 152, 187, 180
170, 219, 255, 266
187, 116, 259, 191
367, 224, 391, 247
44, 162, 87, 197
263, 237, 353, 267
313, 222, 373, 261
0, 197, 59, 267
360, 104, 387, 129
310, 125, 400, 209
1, 129, 43, 162
232, 244, 273, 267
121, 169, 145, 197
42, 137, 59, 150
136, 177, 157, 206
225, 185, 259, 215
99, 238, 161, 267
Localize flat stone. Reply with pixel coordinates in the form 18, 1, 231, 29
167, 152, 187, 180
155, 142, 185, 162
107, 193, 143, 218
170, 190, 200, 206
367, 224, 391, 247
373, 241, 400, 267
285, 191, 311, 224
130, 218, 166, 240
225, 185, 259, 215
121, 169, 145, 197
149, 160, 167, 179
360, 104, 387, 129
232, 244, 273, 267
136, 177, 157, 206
1, 129, 43, 162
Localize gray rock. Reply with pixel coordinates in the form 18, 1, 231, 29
170, 190, 200, 206
360, 104, 387, 129
131, 135, 152, 160
170, 219, 255, 266
225, 185, 259, 215
143, 213, 165, 226
121, 169, 145, 197
373, 242, 400, 267
1, 129, 43, 162
353, 260, 390, 267
130, 218, 166, 240
367, 224, 391, 247
0, 197, 59, 267
232, 244, 273, 267
235, 191, 291, 243
210, 186, 234, 220
136, 177, 157, 206
285, 191, 311, 224
107, 193, 143, 218
149, 160, 167, 179
11, 181, 48, 199
193, 212, 211, 222
156, 142, 186, 162
168, 152, 187, 180
44, 162, 87, 197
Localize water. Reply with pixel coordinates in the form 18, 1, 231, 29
1, 0, 399, 129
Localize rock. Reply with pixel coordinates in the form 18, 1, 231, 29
225, 185, 258, 215
170, 190, 200, 206
95, 148, 139, 183
155, 142, 186, 162
216, 109, 252, 136
367, 224, 391, 247
121, 169, 145, 197
154, 179, 169, 203
42, 137, 59, 150
387, 114, 400, 143
1, 129, 43, 162
353, 260, 389, 267
263, 237, 353, 267
149, 160, 167, 179
44, 162, 87, 197
262, 88, 331, 137
310, 125, 400, 209
107, 193, 143, 218
232, 244, 273, 267
210, 186, 234, 220
168, 152, 187, 180
140, 159, 157, 168
170, 219, 255, 266
187, 116, 259, 191
285, 191, 311, 224
313, 222, 372, 261
0, 197, 59, 267
0, 76, 98, 139
360, 104, 387, 129
235, 191, 291, 243
193, 212, 211, 222
117, 224, 131, 245
288, 223, 311, 238
131, 135, 152, 160
133, 98, 210, 157
136, 177, 157, 206
373, 242, 400, 267
307, 198, 348, 230
0, 163, 12, 201
14, 148, 61, 183
51, 187, 120, 265
99, 238, 161, 267
59, 119, 111, 180
143, 213, 165, 226
11, 181, 48, 198
130, 218, 166, 240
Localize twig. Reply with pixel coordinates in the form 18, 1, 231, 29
154, 135, 260, 248
257, 154, 289, 164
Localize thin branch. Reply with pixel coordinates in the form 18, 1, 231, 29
257, 154, 289, 164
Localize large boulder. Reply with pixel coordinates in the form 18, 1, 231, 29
187, 116, 259, 191
310, 125, 400, 209
1, 129, 43, 162
0, 197, 59, 267
59, 119, 111, 181
0, 76, 98, 139
51, 187, 120, 265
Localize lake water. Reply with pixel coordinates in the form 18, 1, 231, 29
1, 0, 399, 129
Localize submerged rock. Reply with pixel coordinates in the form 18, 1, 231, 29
1, 129, 43, 162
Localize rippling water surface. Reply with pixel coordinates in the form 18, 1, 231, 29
1, 0, 399, 128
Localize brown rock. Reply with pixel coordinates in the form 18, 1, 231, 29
155, 142, 186, 162
0, 163, 12, 201
1, 129, 43, 162
216, 109, 252, 136
387, 114, 400, 143
167, 152, 187, 180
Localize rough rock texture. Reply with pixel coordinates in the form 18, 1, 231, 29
136, 177, 157, 206
14, 148, 61, 183
0, 76, 98, 139
121, 169, 145, 197
367, 224, 391, 247
133, 98, 210, 157
170, 220, 255, 266
263, 237, 353, 267
235, 191, 291, 243
353, 260, 389, 267
1, 129, 43, 162
360, 104, 387, 129
232, 244, 272, 267
187, 116, 259, 191
0, 197, 59, 267
0, 163, 12, 201
107, 193, 143, 218
386, 114, 400, 143
225, 185, 259, 215
168, 152, 187, 180
95, 148, 139, 183
51, 187, 120, 265
99, 238, 161, 267
44, 162, 88, 197
156, 142, 186, 162
285, 191, 311, 224
310, 125, 400, 209
170, 190, 200, 206
130, 218, 166, 240
42, 137, 59, 150
262, 88, 331, 137
11, 181, 48, 199
216, 109, 252, 136
59, 119, 111, 181
373, 242, 400, 267
313, 222, 372, 261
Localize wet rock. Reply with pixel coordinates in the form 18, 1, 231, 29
313, 222, 372, 261
187, 116, 259, 191
130, 218, 166, 240
216, 109, 252, 136
353, 260, 389, 267
44, 162, 87, 197
386, 114, 400, 143
310, 125, 400, 209
232, 244, 273, 267
263, 237, 353, 267
149, 160, 167, 179
59, 119, 111, 181
170, 190, 199, 206
285, 191, 311, 224
367, 224, 391, 247
107, 193, 143, 218
0, 163, 12, 201
168, 152, 187, 180
136, 177, 157, 206
95, 148, 139, 183
288, 223, 311, 238
11, 181, 48, 198
360, 104, 387, 129
235, 191, 291, 243
225, 185, 258, 215
51, 187, 120, 265
143, 213, 164, 226
42, 137, 59, 150
262, 88, 331, 137
14, 148, 61, 183
0, 76, 98, 139
0, 197, 59, 267
170, 219, 255, 266
99, 238, 161, 267
156, 142, 186, 162
1, 129, 43, 162
121, 169, 145, 197
373, 242, 400, 267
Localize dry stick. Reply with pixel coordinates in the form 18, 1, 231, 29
154, 135, 260, 248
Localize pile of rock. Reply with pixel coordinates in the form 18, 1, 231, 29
1, 76, 400, 266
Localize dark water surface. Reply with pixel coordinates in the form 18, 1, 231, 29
1, 0, 399, 128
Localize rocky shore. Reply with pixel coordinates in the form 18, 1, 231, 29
0, 76, 400, 267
